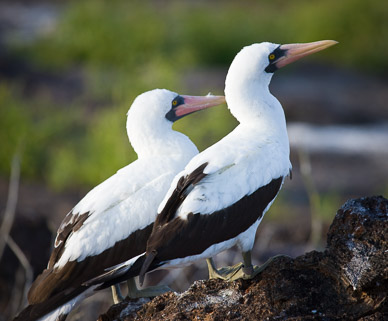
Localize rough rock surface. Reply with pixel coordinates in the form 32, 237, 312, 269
99, 196, 387, 321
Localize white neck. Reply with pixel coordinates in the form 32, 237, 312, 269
225, 75, 289, 151
127, 123, 198, 159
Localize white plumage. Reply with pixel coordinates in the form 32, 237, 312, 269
135, 40, 337, 284
156, 43, 290, 262
40, 40, 337, 312
15, 88, 225, 321
55, 90, 199, 267
56, 157, 195, 267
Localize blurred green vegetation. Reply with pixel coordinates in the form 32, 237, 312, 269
1, 0, 387, 190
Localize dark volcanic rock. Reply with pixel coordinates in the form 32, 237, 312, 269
99, 196, 387, 321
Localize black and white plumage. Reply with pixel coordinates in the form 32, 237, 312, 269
89, 40, 337, 287
13, 89, 225, 321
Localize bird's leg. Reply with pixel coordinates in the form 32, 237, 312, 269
241, 251, 254, 275
206, 257, 243, 280
227, 250, 260, 281
111, 284, 125, 304
206, 257, 220, 279
228, 252, 290, 281
126, 277, 172, 299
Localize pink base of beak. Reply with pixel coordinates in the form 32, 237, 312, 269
175, 95, 226, 117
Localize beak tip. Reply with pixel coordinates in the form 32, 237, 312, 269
319, 39, 339, 50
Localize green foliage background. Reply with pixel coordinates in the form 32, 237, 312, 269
1, 0, 387, 190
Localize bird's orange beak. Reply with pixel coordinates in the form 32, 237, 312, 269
175, 95, 226, 117
275, 40, 338, 69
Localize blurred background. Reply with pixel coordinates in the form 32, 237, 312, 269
0, 0, 387, 320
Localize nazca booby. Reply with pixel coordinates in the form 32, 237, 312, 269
139, 40, 338, 282
13, 89, 225, 321
83, 40, 337, 292
85, 40, 337, 288
138, 40, 338, 283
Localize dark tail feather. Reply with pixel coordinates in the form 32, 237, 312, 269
13, 305, 35, 321
13, 302, 69, 321
91, 252, 162, 291
13, 286, 87, 321
139, 250, 157, 286
84, 254, 146, 287
94, 254, 146, 290
14, 304, 69, 321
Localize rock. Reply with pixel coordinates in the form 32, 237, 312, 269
99, 196, 387, 321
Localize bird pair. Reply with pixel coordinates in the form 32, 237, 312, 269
14, 40, 337, 321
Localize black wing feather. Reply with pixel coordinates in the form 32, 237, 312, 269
155, 162, 208, 226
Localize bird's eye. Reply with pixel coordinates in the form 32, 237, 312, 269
269, 54, 276, 60
172, 100, 178, 106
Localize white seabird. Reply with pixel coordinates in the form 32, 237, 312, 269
14, 89, 225, 321
139, 40, 338, 283
87, 40, 337, 288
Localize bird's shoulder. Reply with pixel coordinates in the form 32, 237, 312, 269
48, 209, 90, 268
154, 162, 209, 226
